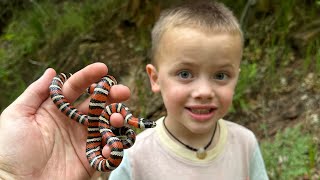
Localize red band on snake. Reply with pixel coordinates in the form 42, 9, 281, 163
49, 73, 156, 172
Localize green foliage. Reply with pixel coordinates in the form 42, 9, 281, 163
227, 0, 320, 113
305, 39, 320, 72
316, 48, 320, 73
0, 0, 129, 110
232, 62, 257, 111
261, 125, 319, 179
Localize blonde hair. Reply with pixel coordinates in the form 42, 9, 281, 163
151, 1, 243, 64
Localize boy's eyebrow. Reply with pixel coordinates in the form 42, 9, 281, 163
170, 57, 239, 70
217, 63, 237, 69
169, 60, 198, 68
174, 61, 237, 69
174, 61, 197, 66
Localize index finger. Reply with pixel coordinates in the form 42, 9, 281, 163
62, 62, 108, 103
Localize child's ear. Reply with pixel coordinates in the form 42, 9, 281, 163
146, 64, 160, 93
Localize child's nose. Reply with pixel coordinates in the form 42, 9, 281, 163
192, 79, 214, 100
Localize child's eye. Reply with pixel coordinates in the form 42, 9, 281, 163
214, 72, 229, 80
178, 70, 192, 79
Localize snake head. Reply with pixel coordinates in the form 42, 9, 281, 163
106, 75, 117, 86
140, 118, 157, 129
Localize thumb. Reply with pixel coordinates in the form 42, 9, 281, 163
10, 68, 56, 112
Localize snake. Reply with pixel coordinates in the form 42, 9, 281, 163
49, 73, 156, 172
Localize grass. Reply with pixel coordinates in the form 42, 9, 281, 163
223, 1, 320, 179
316, 48, 320, 74
0, 0, 129, 110
305, 39, 320, 72
261, 124, 319, 179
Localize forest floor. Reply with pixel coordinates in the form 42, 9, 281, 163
229, 59, 320, 140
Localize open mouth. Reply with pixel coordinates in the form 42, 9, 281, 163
185, 107, 217, 121
186, 106, 217, 114
187, 108, 214, 114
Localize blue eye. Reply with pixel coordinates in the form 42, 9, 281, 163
178, 70, 192, 79
215, 73, 228, 80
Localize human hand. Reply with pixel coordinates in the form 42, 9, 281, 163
0, 63, 130, 179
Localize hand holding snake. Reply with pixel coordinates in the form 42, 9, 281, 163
49, 71, 156, 172
1, 63, 132, 179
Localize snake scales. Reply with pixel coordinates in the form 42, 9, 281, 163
49, 73, 156, 172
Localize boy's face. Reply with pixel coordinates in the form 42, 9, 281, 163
147, 27, 242, 135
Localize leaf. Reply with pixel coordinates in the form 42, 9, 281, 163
3, 33, 15, 41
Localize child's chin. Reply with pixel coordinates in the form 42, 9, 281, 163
187, 121, 215, 134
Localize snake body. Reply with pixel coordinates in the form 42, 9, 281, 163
49, 73, 156, 172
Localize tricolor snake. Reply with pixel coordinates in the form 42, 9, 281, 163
49, 73, 156, 172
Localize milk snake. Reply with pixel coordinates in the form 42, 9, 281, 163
49, 73, 156, 172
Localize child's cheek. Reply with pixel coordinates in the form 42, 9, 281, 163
162, 85, 187, 109
217, 89, 234, 115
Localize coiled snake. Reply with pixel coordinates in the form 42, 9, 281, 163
49, 73, 156, 172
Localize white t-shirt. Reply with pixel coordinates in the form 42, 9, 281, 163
109, 117, 268, 180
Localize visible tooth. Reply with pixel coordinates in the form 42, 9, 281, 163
191, 109, 210, 114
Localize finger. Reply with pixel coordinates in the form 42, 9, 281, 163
102, 145, 111, 158
110, 113, 125, 128
9, 68, 56, 113
107, 84, 131, 104
62, 62, 108, 103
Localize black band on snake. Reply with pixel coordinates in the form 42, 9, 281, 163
49, 73, 156, 172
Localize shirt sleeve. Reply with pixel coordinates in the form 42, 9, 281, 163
108, 150, 132, 180
249, 142, 269, 180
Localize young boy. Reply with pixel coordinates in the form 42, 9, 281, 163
109, 1, 268, 179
